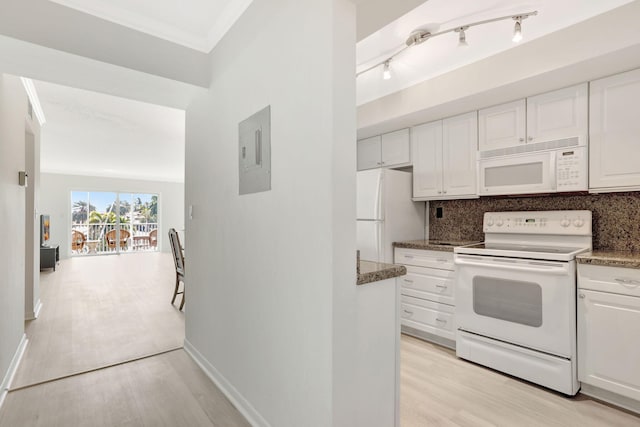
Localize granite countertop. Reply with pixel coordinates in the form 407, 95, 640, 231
576, 250, 640, 269
357, 260, 407, 285
393, 240, 480, 252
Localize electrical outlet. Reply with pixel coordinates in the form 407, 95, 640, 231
436, 207, 443, 218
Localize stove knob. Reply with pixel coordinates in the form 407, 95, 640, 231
574, 218, 584, 228
487, 217, 494, 227
496, 219, 504, 227
560, 218, 571, 227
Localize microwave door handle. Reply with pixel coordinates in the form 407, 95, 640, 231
549, 151, 557, 189
454, 257, 568, 275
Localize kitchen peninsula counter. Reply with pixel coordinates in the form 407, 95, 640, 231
357, 260, 406, 285
576, 250, 640, 269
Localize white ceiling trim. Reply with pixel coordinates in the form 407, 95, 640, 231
49, 0, 254, 53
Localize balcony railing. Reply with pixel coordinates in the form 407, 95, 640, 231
71, 222, 159, 255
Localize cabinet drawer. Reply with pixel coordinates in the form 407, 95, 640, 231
401, 295, 455, 340
400, 265, 455, 305
394, 248, 454, 270
578, 264, 640, 297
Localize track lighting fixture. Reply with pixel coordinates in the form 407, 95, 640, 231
383, 60, 392, 80
357, 10, 538, 79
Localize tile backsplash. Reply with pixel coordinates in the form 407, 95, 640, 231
429, 192, 640, 252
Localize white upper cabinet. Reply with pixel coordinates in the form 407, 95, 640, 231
442, 112, 478, 197
412, 121, 442, 199
381, 128, 411, 167
412, 112, 477, 200
478, 84, 588, 152
526, 83, 588, 145
357, 136, 381, 171
590, 68, 640, 192
357, 129, 411, 171
478, 99, 526, 151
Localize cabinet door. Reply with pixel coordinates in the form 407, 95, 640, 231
411, 121, 442, 199
442, 112, 478, 198
478, 99, 526, 151
357, 136, 381, 171
381, 128, 410, 167
578, 289, 640, 401
526, 83, 588, 144
590, 69, 640, 191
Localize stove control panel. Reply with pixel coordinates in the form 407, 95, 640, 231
483, 210, 592, 235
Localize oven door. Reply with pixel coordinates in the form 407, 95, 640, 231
455, 254, 575, 358
478, 151, 555, 196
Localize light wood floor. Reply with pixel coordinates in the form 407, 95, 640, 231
12, 253, 185, 388
401, 334, 640, 427
4, 254, 639, 426
0, 253, 248, 427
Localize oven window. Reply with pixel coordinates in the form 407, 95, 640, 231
472, 276, 543, 327
484, 162, 543, 187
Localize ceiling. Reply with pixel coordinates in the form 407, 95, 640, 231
36, 80, 186, 183
356, 0, 635, 105
47, 0, 254, 52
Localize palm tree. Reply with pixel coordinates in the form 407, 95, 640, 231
72, 201, 95, 223
149, 195, 158, 222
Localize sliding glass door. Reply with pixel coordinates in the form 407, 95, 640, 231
71, 191, 159, 256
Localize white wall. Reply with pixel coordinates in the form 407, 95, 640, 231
0, 74, 28, 394
39, 173, 184, 259
184, 0, 357, 426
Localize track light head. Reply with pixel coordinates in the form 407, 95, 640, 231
512, 16, 523, 43
456, 26, 469, 47
383, 61, 392, 80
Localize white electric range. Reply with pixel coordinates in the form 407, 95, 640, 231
454, 210, 592, 396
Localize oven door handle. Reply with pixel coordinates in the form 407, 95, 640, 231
454, 256, 569, 275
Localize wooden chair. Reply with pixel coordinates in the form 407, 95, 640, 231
149, 229, 158, 248
105, 229, 130, 250
168, 228, 185, 310
71, 230, 86, 253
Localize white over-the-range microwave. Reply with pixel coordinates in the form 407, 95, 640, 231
477, 137, 587, 196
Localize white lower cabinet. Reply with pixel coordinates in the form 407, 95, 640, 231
395, 248, 456, 347
578, 264, 640, 405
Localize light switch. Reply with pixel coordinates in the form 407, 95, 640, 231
239, 106, 271, 195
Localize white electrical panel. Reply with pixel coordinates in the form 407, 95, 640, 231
239, 105, 271, 195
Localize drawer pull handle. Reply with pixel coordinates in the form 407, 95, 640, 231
615, 278, 640, 286
436, 284, 447, 289
436, 318, 447, 324
403, 309, 414, 316
404, 255, 414, 259
437, 259, 448, 263
403, 279, 414, 283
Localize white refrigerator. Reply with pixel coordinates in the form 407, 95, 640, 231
357, 169, 425, 264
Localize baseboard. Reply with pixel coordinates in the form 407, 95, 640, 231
401, 325, 456, 350
0, 334, 28, 410
34, 300, 43, 319
183, 339, 269, 427
25, 300, 43, 321
580, 383, 640, 415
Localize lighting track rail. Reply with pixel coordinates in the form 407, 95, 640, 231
356, 11, 538, 79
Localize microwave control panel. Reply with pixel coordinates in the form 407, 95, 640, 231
556, 146, 587, 191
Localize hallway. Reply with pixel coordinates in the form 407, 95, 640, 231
0, 253, 248, 426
